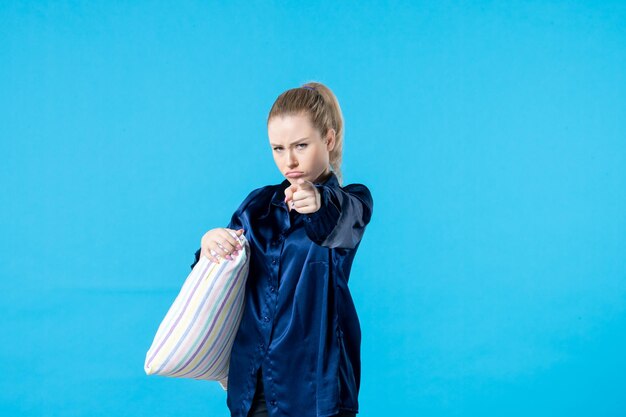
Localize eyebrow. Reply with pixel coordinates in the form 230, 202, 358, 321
270, 137, 309, 146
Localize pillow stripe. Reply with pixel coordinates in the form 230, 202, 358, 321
178, 276, 247, 378
195, 287, 246, 379
153, 261, 232, 375
146, 259, 221, 365
171, 263, 248, 377
148, 259, 226, 369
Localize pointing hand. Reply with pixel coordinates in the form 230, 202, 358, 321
284, 178, 321, 214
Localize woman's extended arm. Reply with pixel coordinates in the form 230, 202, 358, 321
303, 183, 373, 250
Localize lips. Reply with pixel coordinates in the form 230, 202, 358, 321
286, 171, 304, 178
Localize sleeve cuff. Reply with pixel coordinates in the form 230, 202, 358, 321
304, 184, 341, 243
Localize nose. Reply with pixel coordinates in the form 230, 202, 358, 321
286, 149, 298, 167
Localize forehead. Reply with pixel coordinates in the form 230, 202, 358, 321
268, 114, 316, 142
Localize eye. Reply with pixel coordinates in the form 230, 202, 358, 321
273, 144, 307, 151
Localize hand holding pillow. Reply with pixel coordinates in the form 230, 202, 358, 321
200, 227, 245, 264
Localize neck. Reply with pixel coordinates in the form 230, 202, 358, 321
313, 169, 332, 184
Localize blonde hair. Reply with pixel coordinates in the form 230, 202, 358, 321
267, 81, 345, 186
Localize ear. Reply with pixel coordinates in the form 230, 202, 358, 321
325, 128, 336, 152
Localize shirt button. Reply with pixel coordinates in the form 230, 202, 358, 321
269, 286, 275, 293
263, 316, 270, 322
270, 400, 277, 406
271, 258, 277, 265
259, 342, 264, 350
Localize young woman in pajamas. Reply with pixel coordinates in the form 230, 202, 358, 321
191, 82, 373, 417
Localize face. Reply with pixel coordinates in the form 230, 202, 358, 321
268, 113, 335, 185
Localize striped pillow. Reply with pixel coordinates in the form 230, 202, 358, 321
144, 232, 250, 391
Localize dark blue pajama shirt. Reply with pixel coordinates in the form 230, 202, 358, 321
190, 172, 373, 417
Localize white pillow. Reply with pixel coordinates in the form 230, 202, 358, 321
144, 232, 250, 391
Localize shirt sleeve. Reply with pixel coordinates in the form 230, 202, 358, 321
189, 187, 261, 270
303, 183, 373, 249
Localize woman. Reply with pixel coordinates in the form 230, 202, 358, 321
191, 82, 373, 417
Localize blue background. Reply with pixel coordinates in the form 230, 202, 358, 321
1, 1, 625, 416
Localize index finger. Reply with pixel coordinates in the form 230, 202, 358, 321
218, 228, 242, 251
284, 183, 298, 202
